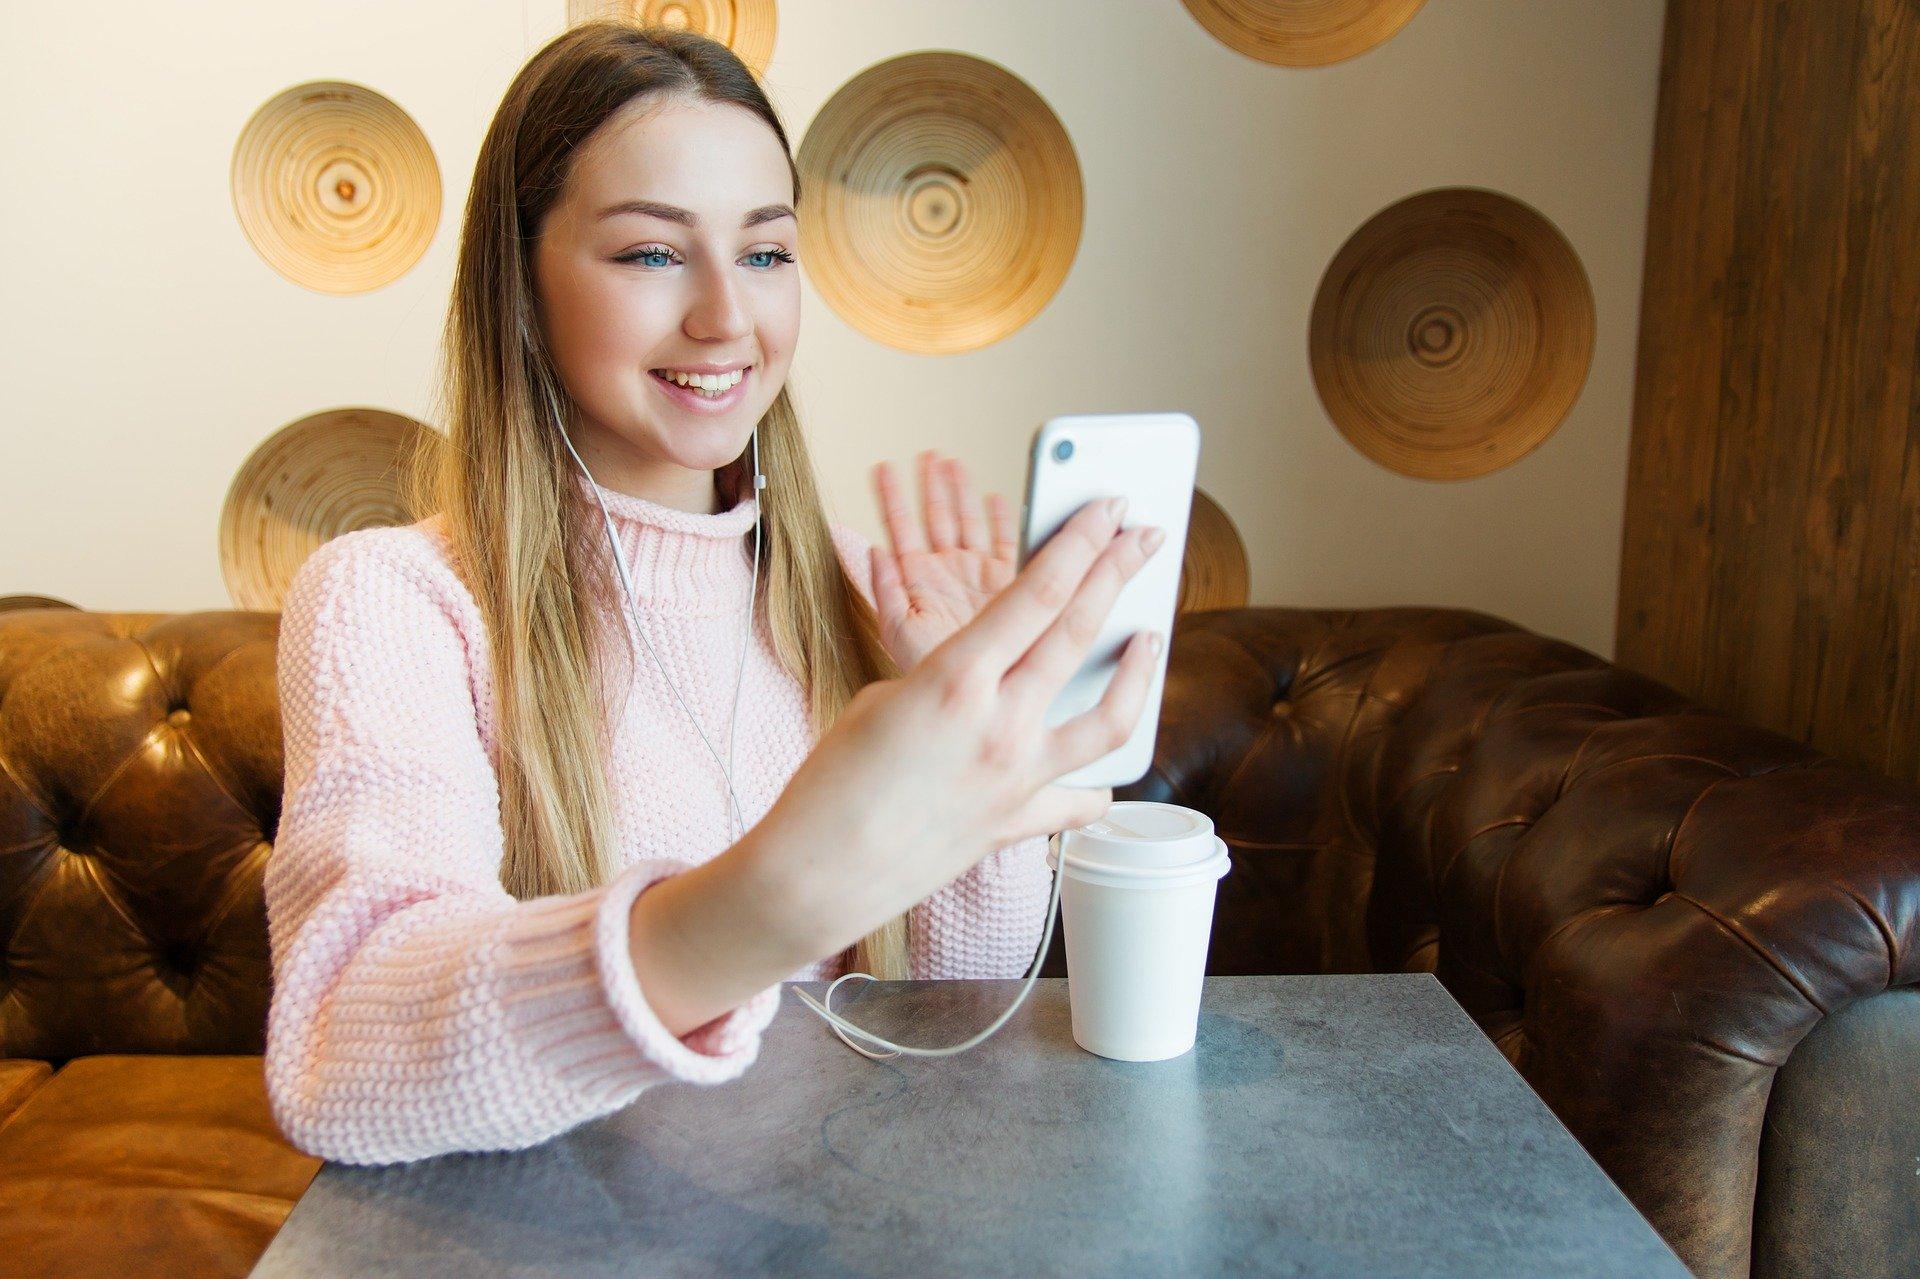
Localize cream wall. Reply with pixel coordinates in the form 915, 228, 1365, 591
1, 1, 1666, 657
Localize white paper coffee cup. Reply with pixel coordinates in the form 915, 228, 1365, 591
1045, 801, 1231, 1061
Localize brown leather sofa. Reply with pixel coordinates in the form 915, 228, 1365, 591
2, 601, 1914, 1278
0, 606, 322, 1278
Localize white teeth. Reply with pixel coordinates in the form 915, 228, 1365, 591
655, 367, 745, 396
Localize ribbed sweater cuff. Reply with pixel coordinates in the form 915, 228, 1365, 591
595, 858, 784, 1074
490, 860, 782, 1109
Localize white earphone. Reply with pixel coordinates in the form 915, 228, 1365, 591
539, 374, 1063, 1062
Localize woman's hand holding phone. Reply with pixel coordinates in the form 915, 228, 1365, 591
750, 491, 1168, 961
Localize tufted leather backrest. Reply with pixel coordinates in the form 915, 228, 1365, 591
0, 608, 282, 1059
1139, 606, 1920, 1279
1118, 605, 1544, 975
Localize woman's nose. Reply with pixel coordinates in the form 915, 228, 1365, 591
684, 261, 752, 342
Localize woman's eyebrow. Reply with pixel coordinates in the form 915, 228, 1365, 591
596, 199, 796, 228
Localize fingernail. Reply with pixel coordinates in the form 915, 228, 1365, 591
1142, 526, 1166, 553
1107, 496, 1128, 520
1148, 631, 1164, 656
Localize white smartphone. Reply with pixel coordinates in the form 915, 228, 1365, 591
1016, 412, 1200, 788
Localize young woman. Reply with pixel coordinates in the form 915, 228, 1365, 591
263, 21, 1165, 1165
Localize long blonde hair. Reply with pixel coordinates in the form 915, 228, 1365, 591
399, 20, 910, 979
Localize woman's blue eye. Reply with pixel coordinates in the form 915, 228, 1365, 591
613, 247, 680, 268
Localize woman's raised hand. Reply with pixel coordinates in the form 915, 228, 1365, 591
867, 450, 1020, 674
751, 492, 1167, 957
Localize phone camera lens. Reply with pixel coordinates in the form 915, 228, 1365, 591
1052, 438, 1074, 463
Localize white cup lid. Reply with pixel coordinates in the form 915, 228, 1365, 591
1058, 801, 1218, 872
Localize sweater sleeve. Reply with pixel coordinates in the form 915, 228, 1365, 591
826, 520, 1057, 978
263, 528, 781, 1166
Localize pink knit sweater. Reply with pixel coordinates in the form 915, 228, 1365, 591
263, 469, 1054, 1165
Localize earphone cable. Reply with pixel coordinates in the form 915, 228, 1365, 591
788, 831, 1066, 1060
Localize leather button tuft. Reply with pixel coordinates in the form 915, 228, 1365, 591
1271, 699, 1293, 717
167, 708, 191, 727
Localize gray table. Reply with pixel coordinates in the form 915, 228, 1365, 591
251, 974, 1687, 1277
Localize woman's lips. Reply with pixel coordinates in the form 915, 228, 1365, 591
648, 366, 751, 413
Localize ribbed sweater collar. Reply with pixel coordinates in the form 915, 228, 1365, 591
567, 469, 759, 614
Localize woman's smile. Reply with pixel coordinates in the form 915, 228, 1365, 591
647, 363, 753, 413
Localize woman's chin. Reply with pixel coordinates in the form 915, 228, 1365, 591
651, 422, 761, 468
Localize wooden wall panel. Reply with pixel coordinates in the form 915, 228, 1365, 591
1617, 0, 1920, 780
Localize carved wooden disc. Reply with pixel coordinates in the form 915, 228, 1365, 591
220, 408, 443, 610
0, 595, 78, 615
1179, 0, 1428, 66
1177, 488, 1252, 614
1309, 187, 1595, 480
230, 81, 440, 295
568, 0, 778, 75
796, 51, 1084, 354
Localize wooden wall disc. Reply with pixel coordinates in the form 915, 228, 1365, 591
0, 595, 78, 614
568, 0, 778, 75
1176, 487, 1252, 614
230, 81, 441, 295
796, 52, 1083, 355
1309, 187, 1595, 481
220, 408, 443, 610
1179, 0, 1428, 67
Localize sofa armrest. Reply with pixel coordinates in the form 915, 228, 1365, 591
1753, 987, 1920, 1277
